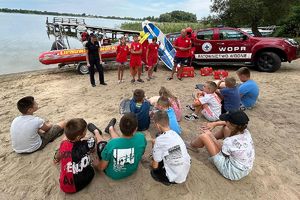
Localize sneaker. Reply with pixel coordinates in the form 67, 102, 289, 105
184, 141, 199, 153
105, 118, 117, 134
121, 79, 125, 83
186, 105, 195, 112
118, 80, 121, 84
137, 79, 144, 83
167, 77, 173, 81
100, 82, 107, 85
131, 79, 135, 83
184, 114, 199, 121
92, 84, 96, 87
87, 123, 102, 135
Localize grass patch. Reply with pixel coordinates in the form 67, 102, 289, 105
121, 22, 209, 34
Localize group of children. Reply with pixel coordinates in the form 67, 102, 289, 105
185, 67, 259, 122
10, 66, 259, 193
116, 34, 159, 84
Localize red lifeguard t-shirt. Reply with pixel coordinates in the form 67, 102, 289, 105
130, 42, 142, 61
173, 36, 192, 58
116, 44, 129, 63
141, 40, 149, 63
147, 43, 159, 60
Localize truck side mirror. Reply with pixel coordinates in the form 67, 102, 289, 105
242, 35, 248, 41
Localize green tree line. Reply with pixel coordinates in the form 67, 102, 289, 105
0, 8, 198, 23
208, 0, 300, 37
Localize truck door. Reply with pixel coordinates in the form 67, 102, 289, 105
216, 28, 252, 62
194, 29, 217, 61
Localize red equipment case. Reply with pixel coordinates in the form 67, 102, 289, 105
200, 67, 213, 76
177, 67, 195, 78
213, 69, 229, 79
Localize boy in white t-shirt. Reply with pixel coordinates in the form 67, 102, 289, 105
151, 110, 191, 185
10, 96, 66, 153
185, 81, 221, 121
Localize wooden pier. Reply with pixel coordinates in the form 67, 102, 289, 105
46, 17, 139, 40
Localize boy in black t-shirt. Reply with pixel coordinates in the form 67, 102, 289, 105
54, 118, 96, 193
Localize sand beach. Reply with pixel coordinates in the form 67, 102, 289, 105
0, 60, 299, 199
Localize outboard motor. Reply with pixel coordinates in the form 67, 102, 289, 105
51, 39, 67, 50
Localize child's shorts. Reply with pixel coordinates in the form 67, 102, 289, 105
201, 108, 219, 121
209, 152, 250, 181
97, 141, 107, 160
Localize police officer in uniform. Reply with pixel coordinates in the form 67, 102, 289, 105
85, 33, 107, 87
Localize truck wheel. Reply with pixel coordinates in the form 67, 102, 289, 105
77, 62, 89, 75
256, 52, 281, 72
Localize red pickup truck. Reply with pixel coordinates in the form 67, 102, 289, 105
168, 27, 300, 72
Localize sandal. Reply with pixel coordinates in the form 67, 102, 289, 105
105, 118, 117, 134
87, 123, 102, 135
186, 105, 195, 112
184, 114, 199, 121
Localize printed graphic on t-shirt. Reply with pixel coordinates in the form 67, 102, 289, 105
164, 145, 183, 166
66, 155, 91, 174
113, 148, 135, 171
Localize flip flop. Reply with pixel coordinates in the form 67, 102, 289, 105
105, 118, 117, 134
87, 123, 102, 135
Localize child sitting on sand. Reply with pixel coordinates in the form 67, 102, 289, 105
88, 114, 147, 180
10, 96, 65, 153
236, 67, 259, 109
216, 77, 240, 113
130, 89, 151, 131
148, 86, 182, 122
53, 118, 95, 193
185, 81, 221, 121
156, 96, 181, 135
185, 110, 255, 181
151, 111, 190, 185
159, 86, 182, 121
116, 36, 129, 84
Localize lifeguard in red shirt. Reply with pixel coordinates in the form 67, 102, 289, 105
186, 27, 196, 65
168, 29, 192, 81
116, 36, 129, 84
130, 35, 144, 83
141, 32, 149, 72
146, 36, 159, 81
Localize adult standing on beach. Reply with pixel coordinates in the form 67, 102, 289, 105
167, 29, 191, 81
85, 33, 107, 87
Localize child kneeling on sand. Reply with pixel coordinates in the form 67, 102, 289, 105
54, 118, 96, 193
186, 110, 255, 180
10, 96, 65, 153
151, 111, 191, 185
89, 113, 147, 180
185, 81, 221, 121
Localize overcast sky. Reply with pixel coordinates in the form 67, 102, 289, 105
0, 0, 212, 19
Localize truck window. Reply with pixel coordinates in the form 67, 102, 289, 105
197, 30, 213, 40
219, 29, 245, 40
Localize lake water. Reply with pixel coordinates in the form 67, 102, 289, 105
0, 13, 132, 75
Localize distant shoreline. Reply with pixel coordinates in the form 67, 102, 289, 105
0, 8, 141, 21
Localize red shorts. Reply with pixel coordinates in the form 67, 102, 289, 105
147, 56, 158, 67
130, 57, 142, 67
